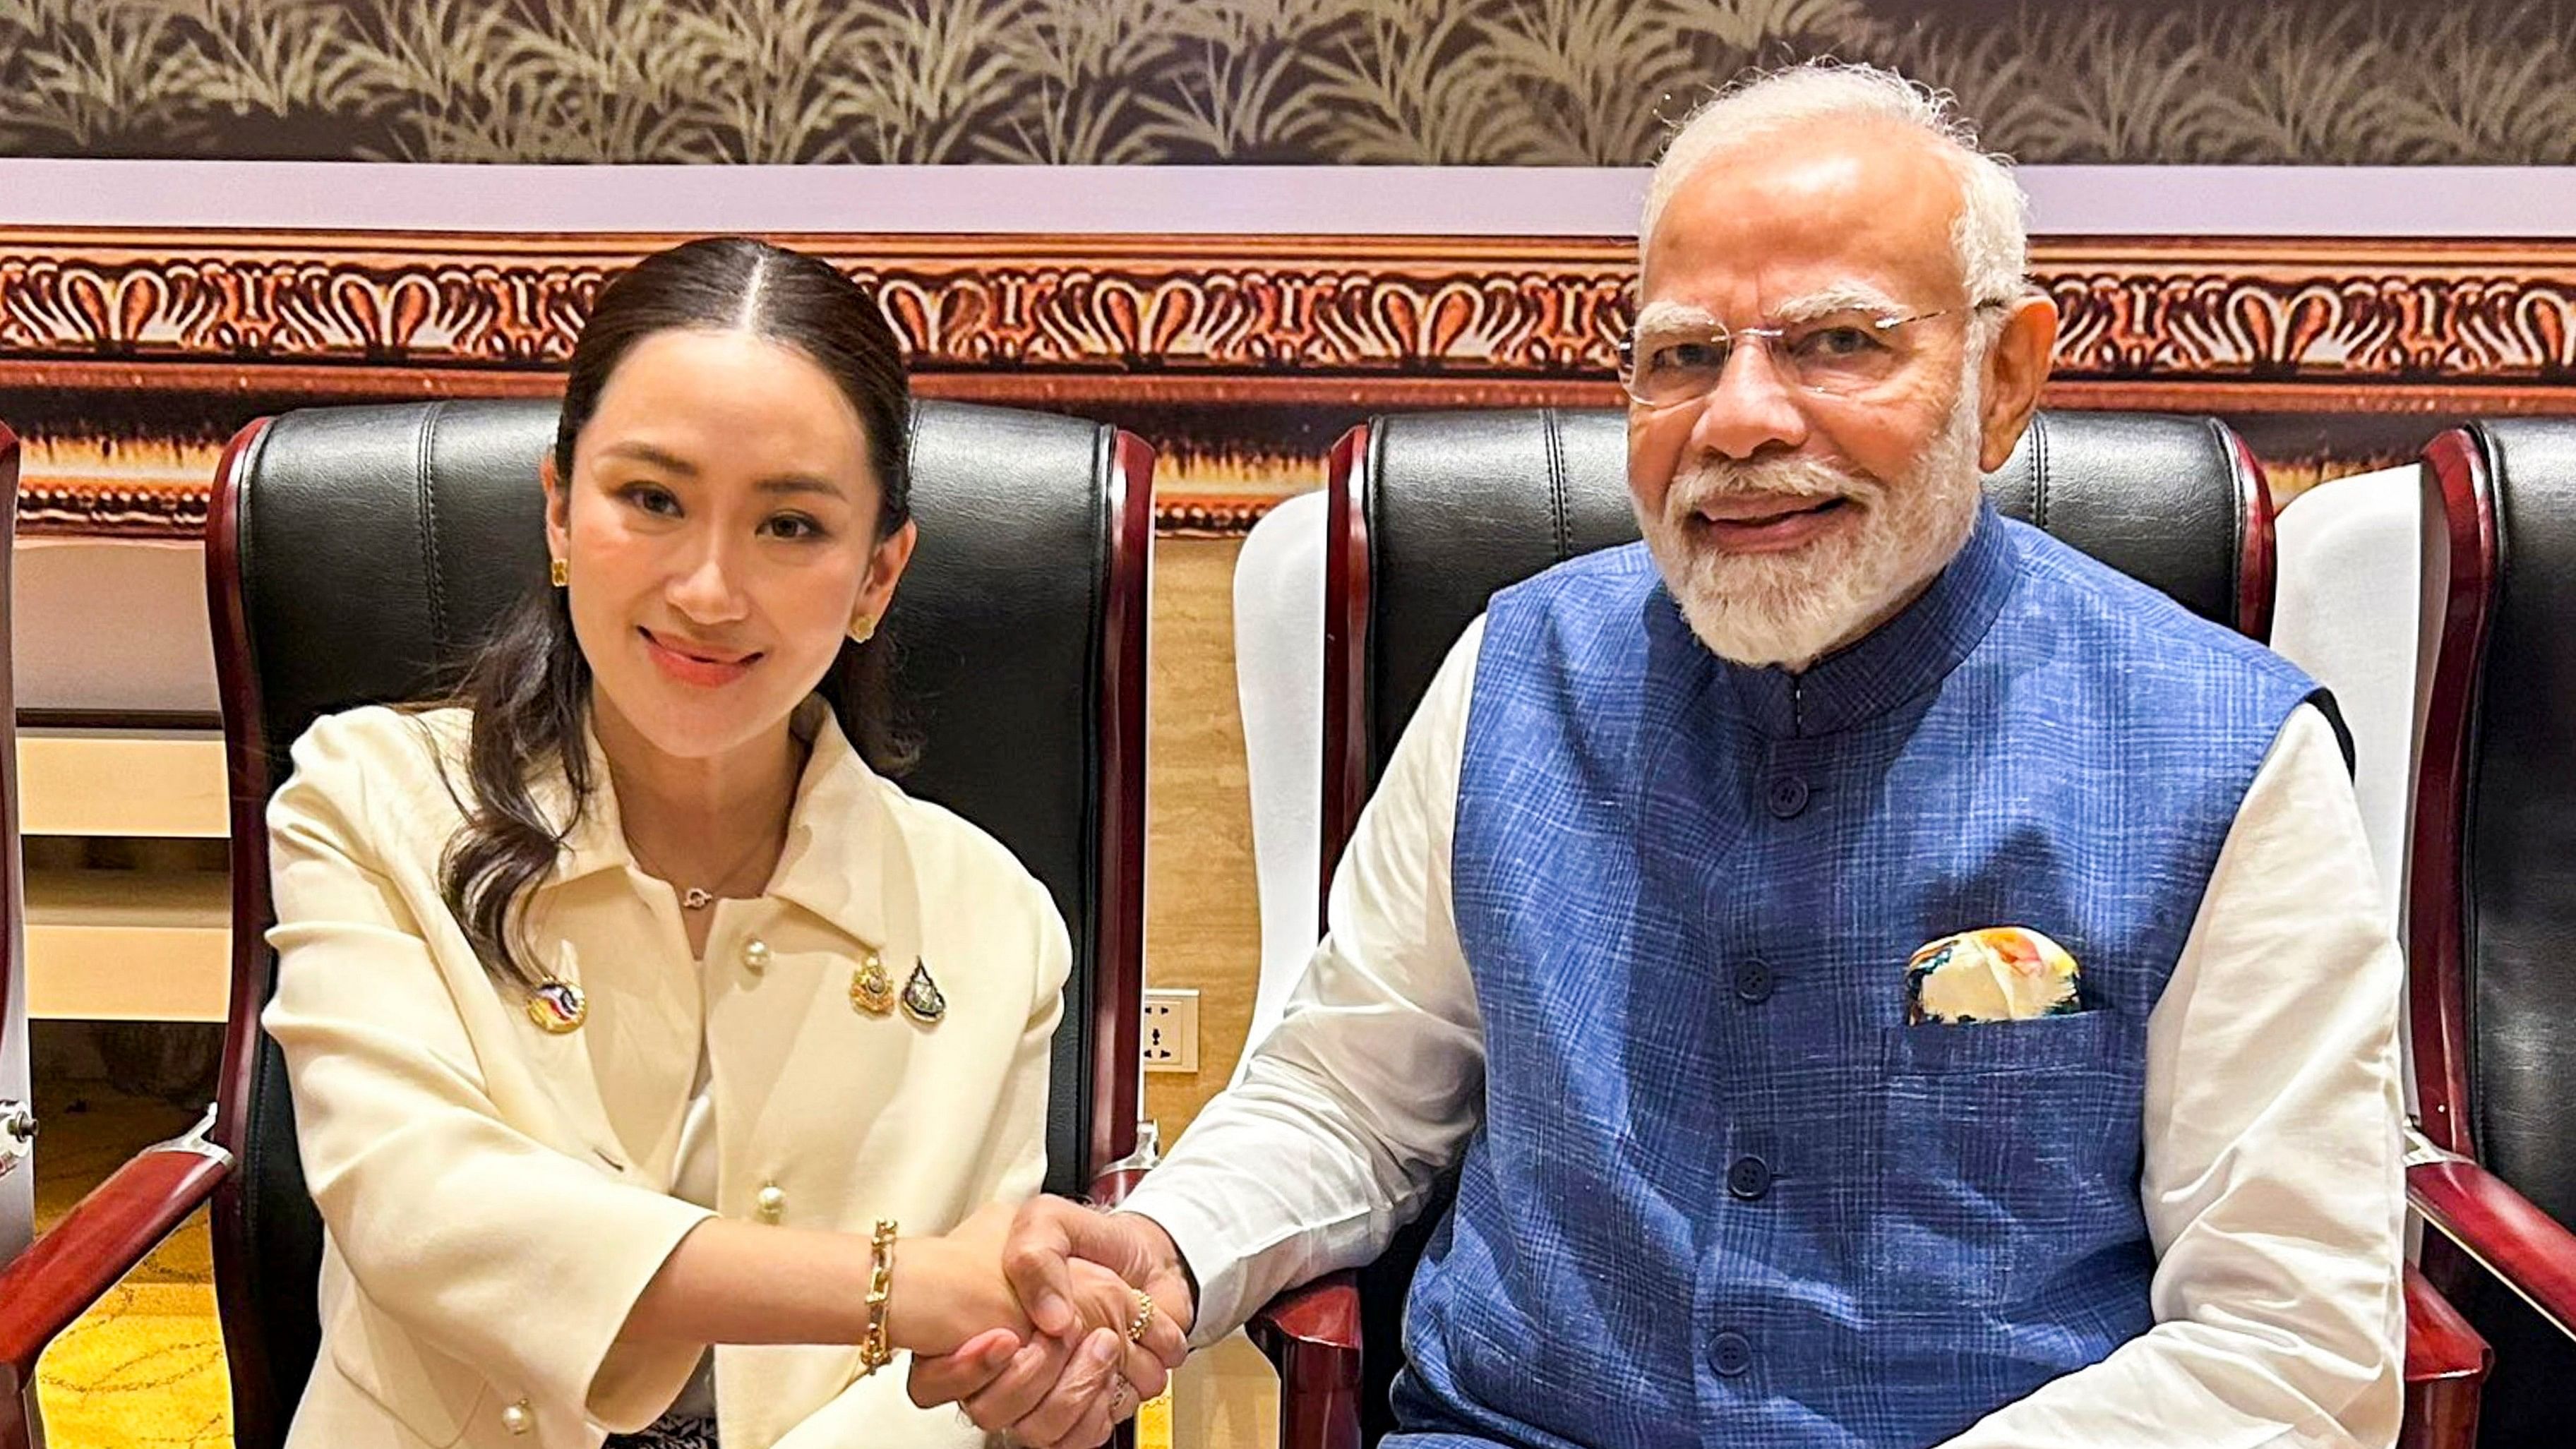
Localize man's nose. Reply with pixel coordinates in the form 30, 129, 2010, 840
1689, 337, 1810, 462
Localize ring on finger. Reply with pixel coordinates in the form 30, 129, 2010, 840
1125, 1289, 1156, 1344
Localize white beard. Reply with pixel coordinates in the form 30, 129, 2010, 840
1635, 375, 1987, 670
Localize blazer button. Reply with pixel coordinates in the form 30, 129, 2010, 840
756, 1182, 786, 1222
501, 1400, 533, 1435
1764, 776, 1809, 819
1727, 1155, 1773, 1201
742, 938, 772, 973
1711, 1330, 1754, 1378
1732, 958, 1775, 1004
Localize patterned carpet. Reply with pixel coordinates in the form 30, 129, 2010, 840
30, 1091, 232, 1448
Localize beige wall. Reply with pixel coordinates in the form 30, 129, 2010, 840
1143, 536, 1263, 1140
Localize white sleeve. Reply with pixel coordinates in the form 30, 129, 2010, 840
1121, 618, 1489, 1345
1936, 703, 2407, 1449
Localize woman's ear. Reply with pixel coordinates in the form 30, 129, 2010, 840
540, 454, 571, 569
852, 519, 919, 635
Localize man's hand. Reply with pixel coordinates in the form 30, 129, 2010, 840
908, 1198, 1196, 1445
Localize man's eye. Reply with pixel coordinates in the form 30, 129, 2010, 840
1651, 339, 1730, 372
1792, 325, 1885, 360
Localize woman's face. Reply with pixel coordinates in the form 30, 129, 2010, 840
544, 326, 914, 765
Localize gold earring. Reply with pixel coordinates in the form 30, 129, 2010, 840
550, 558, 568, 588
850, 615, 875, 644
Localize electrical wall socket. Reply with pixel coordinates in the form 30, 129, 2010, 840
1142, 988, 1200, 1074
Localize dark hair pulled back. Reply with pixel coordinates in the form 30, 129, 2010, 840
439, 236, 915, 990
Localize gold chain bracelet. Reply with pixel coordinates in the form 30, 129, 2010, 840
858, 1218, 897, 1376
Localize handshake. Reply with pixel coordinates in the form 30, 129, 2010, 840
901, 1198, 1197, 1449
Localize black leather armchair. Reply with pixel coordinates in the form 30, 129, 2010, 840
1247, 407, 2485, 1449
0, 399, 1153, 1448
2406, 419, 2576, 1449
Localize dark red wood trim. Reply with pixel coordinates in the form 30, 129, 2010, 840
2412, 1154, 2576, 1341
2406, 428, 2496, 1159
0, 1144, 228, 1379
14, 708, 224, 732
1319, 423, 1374, 932
2402, 1259, 2488, 1449
0, 421, 20, 1194
1088, 428, 1154, 1182
1247, 1272, 1363, 1449
202, 413, 287, 1449
2228, 428, 2279, 642
2403, 1255, 2491, 1376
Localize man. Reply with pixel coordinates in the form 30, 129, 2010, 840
921, 61, 2405, 1449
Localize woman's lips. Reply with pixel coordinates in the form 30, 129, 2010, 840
641, 628, 760, 687
1691, 495, 1849, 553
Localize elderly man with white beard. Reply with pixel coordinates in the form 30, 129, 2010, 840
913, 61, 2407, 1449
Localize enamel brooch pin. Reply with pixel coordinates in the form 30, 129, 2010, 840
525, 980, 588, 1034
900, 962, 947, 1024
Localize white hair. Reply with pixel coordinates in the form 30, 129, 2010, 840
1642, 62, 2030, 326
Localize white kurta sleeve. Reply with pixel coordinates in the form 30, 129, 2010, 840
1121, 618, 1490, 1345
1936, 703, 2408, 1449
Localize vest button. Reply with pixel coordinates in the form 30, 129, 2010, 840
1764, 776, 1809, 819
1711, 1330, 1754, 1377
1732, 958, 1775, 1004
1726, 1155, 1773, 1201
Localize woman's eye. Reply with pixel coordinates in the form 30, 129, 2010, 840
765, 513, 827, 541
621, 483, 681, 517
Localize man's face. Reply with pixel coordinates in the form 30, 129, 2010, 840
1627, 121, 2021, 669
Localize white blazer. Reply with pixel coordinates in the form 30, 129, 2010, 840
263, 701, 1067, 1448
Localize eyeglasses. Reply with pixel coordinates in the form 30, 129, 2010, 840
1616, 301, 2005, 409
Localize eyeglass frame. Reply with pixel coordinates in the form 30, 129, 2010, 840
1614, 298, 2013, 409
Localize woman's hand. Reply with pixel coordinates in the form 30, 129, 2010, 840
884, 1202, 1033, 1355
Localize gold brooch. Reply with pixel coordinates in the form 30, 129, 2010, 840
525, 980, 587, 1034
850, 949, 896, 1016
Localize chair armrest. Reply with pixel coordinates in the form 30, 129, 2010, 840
0, 1129, 231, 1381
2409, 1144, 2576, 1341
1248, 1273, 1362, 1449
2403, 1261, 2490, 1385
1086, 1166, 1149, 1209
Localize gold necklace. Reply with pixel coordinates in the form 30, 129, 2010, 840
626, 829, 781, 911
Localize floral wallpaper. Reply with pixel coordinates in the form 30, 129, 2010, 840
3, 0, 2571, 164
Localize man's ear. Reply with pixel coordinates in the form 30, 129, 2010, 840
1976, 294, 2060, 474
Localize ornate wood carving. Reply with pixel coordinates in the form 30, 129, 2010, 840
5, 231, 2572, 538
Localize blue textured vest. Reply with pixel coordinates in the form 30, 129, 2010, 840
1393, 507, 2323, 1448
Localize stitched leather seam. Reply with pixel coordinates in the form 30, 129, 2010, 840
2213, 415, 2243, 620
1542, 408, 1571, 562
2029, 411, 2050, 531
417, 402, 449, 645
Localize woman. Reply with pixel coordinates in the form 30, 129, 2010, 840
262, 238, 1182, 1449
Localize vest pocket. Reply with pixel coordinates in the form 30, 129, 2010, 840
1867, 1011, 2139, 1316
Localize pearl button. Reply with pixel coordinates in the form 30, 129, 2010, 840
742, 938, 772, 972
756, 1182, 786, 1222
501, 1400, 533, 1435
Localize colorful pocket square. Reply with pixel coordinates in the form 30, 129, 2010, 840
1905, 926, 2083, 1025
